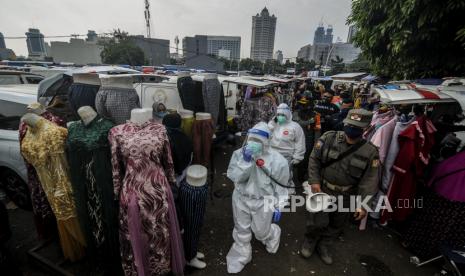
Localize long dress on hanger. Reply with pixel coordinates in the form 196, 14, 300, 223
21, 119, 86, 261
19, 111, 65, 240
66, 117, 120, 266
109, 121, 185, 276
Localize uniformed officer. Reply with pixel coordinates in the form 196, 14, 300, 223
301, 109, 380, 265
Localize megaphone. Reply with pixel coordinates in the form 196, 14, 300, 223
302, 181, 332, 213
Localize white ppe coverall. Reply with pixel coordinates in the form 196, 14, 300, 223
226, 122, 290, 273
268, 103, 306, 192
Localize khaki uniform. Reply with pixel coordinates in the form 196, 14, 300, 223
305, 130, 380, 246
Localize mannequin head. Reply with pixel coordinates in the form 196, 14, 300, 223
100, 75, 134, 89
72, 73, 101, 86
21, 113, 42, 128
26, 102, 46, 115
130, 108, 152, 124
195, 112, 212, 121
186, 165, 207, 187
77, 106, 98, 125
152, 102, 168, 120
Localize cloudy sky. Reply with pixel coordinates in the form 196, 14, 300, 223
0, 0, 352, 59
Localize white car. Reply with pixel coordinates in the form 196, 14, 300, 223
0, 84, 37, 209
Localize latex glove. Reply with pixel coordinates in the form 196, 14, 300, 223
272, 209, 281, 223
242, 147, 253, 162
291, 159, 300, 165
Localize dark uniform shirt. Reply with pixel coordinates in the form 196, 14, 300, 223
308, 130, 380, 201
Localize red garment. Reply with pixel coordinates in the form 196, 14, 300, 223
381, 116, 436, 223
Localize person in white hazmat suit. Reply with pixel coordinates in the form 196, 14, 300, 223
226, 122, 290, 273
268, 103, 306, 193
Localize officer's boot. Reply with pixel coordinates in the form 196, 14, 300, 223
317, 243, 333, 265
300, 239, 317, 259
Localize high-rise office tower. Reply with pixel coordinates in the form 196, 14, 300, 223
250, 7, 277, 62
25, 28, 47, 58
0, 32, 6, 49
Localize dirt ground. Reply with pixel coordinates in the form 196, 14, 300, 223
6, 143, 441, 275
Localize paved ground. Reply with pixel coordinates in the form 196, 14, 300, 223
6, 143, 441, 275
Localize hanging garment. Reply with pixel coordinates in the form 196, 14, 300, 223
177, 76, 196, 111
163, 114, 194, 176
364, 110, 394, 141
239, 97, 277, 131
95, 87, 140, 125
428, 151, 465, 202
21, 119, 86, 261
179, 180, 208, 261
192, 119, 215, 168
19, 111, 65, 240
217, 86, 227, 132
46, 95, 79, 122
109, 121, 185, 276
381, 116, 436, 223
403, 189, 465, 259
202, 78, 221, 126
370, 115, 398, 163
68, 83, 100, 114
66, 117, 120, 265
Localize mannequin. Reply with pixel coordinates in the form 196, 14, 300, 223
95, 75, 140, 124
203, 73, 218, 80
77, 106, 98, 126
192, 113, 215, 166
21, 113, 42, 128
180, 165, 208, 269
130, 108, 152, 124
73, 73, 101, 86
177, 71, 191, 78
27, 102, 46, 115
195, 112, 212, 121
100, 75, 134, 89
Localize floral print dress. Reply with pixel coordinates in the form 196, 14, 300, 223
109, 121, 184, 276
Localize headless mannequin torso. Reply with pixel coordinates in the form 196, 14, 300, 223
130, 108, 152, 125
100, 75, 134, 89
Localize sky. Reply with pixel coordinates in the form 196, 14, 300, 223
0, 0, 352, 59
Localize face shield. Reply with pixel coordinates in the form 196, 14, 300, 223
241, 128, 270, 159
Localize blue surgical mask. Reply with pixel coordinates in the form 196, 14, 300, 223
343, 125, 364, 139
246, 141, 262, 155
155, 111, 168, 119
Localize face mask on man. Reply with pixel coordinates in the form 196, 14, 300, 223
343, 125, 364, 139
277, 114, 287, 125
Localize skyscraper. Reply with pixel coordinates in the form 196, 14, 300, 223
313, 23, 325, 44
347, 25, 358, 43
324, 25, 334, 44
0, 32, 6, 49
274, 50, 283, 64
250, 7, 277, 62
25, 28, 47, 59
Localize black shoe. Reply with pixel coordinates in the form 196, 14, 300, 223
317, 244, 333, 265
300, 239, 316, 259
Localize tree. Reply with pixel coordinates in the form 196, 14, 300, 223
348, 0, 465, 79
100, 29, 146, 66
329, 55, 345, 75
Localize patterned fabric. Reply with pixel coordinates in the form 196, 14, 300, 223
404, 189, 465, 259
68, 83, 100, 114
239, 96, 277, 131
19, 111, 64, 239
202, 78, 221, 126
192, 119, 215, 167
66, 117, 120, 264
21, 119, 86, 261
179, 180, 208, 261
95, 87, 140, 125
109, 121, 184, 276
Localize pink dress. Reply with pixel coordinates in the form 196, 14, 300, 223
109, 121, 184, 276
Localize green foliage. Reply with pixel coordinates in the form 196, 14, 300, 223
348, 0, 465, 79
100, 29, 146, 66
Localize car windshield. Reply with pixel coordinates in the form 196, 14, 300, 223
0, 75, 22, 85
25, 76, 44, 84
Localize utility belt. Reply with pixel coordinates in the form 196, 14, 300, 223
322, 179, 353, 192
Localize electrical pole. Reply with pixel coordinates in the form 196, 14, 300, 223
144, 0, 151, 38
